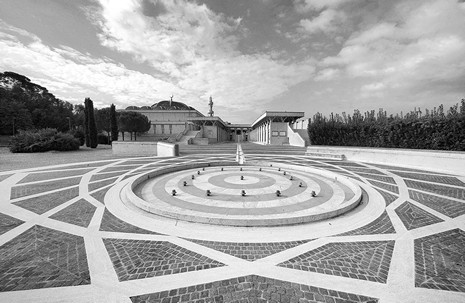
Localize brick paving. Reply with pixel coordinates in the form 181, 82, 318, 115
395, 202, 444, 230
357, 173, 396, 184
0, 225, 90, 292
130, 274, 379, 303
415, 229, 465, 292
391, 171, 465, 187
408, 190, 465, 218
10, 177, 81, 199
367, 180, 399, 194
90, 185, 111, 204
103, 239, 225, 281
99, 208, 162, 235
18, 168, 93, 184
13, 187, 79, 214
0, 151, 464, 302
405, 180, 465, 200
374, 188, 398, 206
279, 241, 395, 283
0, 213, 24, 235
187, 239, 311, 261
88, 177, 118, 192
49, 198, 96, 228
337, 211, 396, 236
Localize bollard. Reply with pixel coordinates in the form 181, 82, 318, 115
183, 181, 187, 186
241, 190, 246, 196
191, 175, 195, 180
206, 190, 211, 196
299, 182, 303, 187
311, 191, 316, 197
276, 190, 281, 197
241, 176, 244, 180
172, 189, 177, 196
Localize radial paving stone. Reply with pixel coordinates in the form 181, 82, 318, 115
408, 190, 465, 218
336, 211, 396, 236
18, 168, 94, 184
278, 241, 395, 283
0, 225, 90, 292
366, 179, 399, 194
337, 167, 388, 176
103, 238, 225, 281
10, 177, 82, 199
12, 186, 79, 215
130, 274, 379, 303
0, 174, 13, 182
390, 171, 465, 187
395, 201, 444, 230
100, 165, 142, 173
49, 198, 96, 228
415, 228, 465, 293
90, 185, 111, 204
374, 188, 398, 207
0, 213, 24, 235
186, 239, 311, 261
356, 173, 396, 184
405, 180, 465, 200
99, 208, 163, 235
88, 177, 119, 192
89, 170, 126, 182
368, 163, 453, 175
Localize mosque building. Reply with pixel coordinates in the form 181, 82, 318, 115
122, 96, 309, 146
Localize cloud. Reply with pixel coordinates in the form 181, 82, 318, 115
0, 21, 179, 108
294, 0, 350, 12
299, 9, 342, 34
90, 0, 317, 110
314, 68, 341, 81
321, 0, 465, 98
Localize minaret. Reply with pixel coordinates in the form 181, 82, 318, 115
208, 96, 214, 117
170, 95, 173, 107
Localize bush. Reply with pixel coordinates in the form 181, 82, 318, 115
9, 128, 80, 153
97, 133, 110, 145
71, 129, 85, 146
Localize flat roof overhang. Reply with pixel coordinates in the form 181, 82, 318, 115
188, 116, 229, 129
251, 111, 304, 128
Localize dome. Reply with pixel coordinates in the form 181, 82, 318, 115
150, 100, 196, 110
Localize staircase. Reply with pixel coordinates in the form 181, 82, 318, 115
179, 142, 307, 156
178, 130, 200, 145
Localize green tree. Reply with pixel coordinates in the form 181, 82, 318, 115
117, 111, 151, 141
110, 104, 118, 142
85, 98, 98, 148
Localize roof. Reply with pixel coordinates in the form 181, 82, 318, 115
125, 100, 198, 111
251, 111, 305, 128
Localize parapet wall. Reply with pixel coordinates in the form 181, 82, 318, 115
306, 146, 465, 175
112, 141, 179, 157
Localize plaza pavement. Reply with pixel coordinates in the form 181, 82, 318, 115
0, 145, 464, 303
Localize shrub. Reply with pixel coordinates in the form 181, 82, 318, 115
9, 128, 80, 153
97, 133, 110, 145
71, 129, 85, 146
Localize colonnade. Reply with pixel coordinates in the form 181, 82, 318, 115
257, 120, 271, 144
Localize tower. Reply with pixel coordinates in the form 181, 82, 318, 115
208, 96, 214, 117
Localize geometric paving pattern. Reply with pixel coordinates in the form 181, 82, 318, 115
103, 239, 225, 281
12, 187, 80, 215
99, 209, 162, 235
395, 201, 444, 230
10, 177, 82, 199
0, 149, 464, 302
337, 211, 396, 236
0, 213, 24, 236
408, 190, 465, 218
130, 275, 379, 303
375, 188, 398, 206
405, 180, 465, 201
278, 241, 395, 283
187, 239, 311, 261
367, 179, 399, 194
0, 225, 90, 292
49, 198, 96, 227
415, 229, 465, 292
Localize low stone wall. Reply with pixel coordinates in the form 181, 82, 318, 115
306, 146, 465, 175
112, 141, 179, 157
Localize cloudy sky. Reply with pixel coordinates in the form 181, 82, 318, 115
1, 0, 464, 123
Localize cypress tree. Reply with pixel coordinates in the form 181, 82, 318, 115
110, 104, 118, 142
85, 98, 98, 148
84, 99, 90, 147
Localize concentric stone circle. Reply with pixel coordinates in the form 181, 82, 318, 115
123, 162, 363, 226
